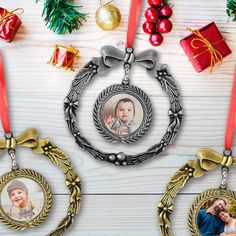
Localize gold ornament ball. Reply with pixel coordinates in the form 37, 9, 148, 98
95, 4, 121, 31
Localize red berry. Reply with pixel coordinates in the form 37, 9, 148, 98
159, 5, 172, 18
157, 19, 172, 33
149, 33, 163, 46
142, 21, 155, 34
148, 0, 162, 7
145, 7, 159, 23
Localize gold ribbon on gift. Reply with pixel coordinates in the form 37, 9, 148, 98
189, 148, 236, 178
158, 201, 174, 228
187, 28, 224, 74
0, 128, 38, 155
0, 8, 24, 26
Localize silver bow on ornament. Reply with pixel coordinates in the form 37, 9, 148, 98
93, 46, 166, 76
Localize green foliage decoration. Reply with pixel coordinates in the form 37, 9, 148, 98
36, 0, 88, 34
227, 0, 236, 21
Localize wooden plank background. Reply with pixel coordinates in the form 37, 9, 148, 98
0, 0, 236, 235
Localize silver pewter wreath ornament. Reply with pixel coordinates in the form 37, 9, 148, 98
93, 47, 153, 144
64, 0, 183, 166
158, 68, 236, 236
0, 56, 81, 234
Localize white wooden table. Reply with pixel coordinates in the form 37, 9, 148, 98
0, 0, 236, 235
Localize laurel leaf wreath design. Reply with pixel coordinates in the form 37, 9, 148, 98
158, 164, 193, 236
0, 136, 82, 235
32, 140, 82, 236
157, 157, 236, 236
64, 54, 183, 165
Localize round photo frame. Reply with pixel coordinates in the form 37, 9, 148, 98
64, 45, 183, 166
93, 84, 152, 144
0, 169, 52, 230
158, 148, 236, 236
188, 188, 236, 236
0, 128, 82, 234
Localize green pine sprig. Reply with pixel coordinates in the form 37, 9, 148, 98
36, 0, 88, 34
227, 0, 236, 21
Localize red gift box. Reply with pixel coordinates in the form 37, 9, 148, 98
180, 22, 231, 73
0, 8, 22, 42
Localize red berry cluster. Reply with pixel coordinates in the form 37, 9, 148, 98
143, 0, 173, 46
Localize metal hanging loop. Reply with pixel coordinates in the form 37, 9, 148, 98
219, 166, 229, 189
4, 132, 19, 171
122, 47, 134, 85
8, 149, 19, 171
219, 149, 232, 189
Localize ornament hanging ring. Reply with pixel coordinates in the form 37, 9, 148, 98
99, 0, 114, 6
223, 149, 232, 157
64, 46, 183, 166
4, 132, 13, 140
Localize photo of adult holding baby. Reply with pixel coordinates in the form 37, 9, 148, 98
197, 197, 236, 236
1, 178, 44, 222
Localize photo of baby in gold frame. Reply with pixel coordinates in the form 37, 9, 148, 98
1, 178, 45, 222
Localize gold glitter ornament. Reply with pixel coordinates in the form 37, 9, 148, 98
95, 3, 121, 31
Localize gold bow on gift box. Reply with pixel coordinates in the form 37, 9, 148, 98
187, 28, 224, 74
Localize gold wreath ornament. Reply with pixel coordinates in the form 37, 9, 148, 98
0, 128, 82, 235
158, 148, 236, 236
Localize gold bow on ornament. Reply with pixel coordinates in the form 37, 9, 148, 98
66, 177, 81, 204
189, 148, 236, 178
158, 201, 174, 228
0, 128, 38, 155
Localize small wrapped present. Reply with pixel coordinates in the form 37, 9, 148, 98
180, 22, 231, 73
0, 8, 22, 42
48, 45, 79, 71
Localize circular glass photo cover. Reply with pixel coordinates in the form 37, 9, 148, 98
0, 169, 52, 230
93, 84, 152, 144
189, 189, 236, 236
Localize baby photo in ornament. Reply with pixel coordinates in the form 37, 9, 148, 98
93, 84, 153, 144
102, 94, 144, 136
1, 178, 44, 222
196, 197, 236, 235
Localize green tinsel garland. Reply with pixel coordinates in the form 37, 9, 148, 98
36, 0, 88, 34
227, 0, 236, 21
